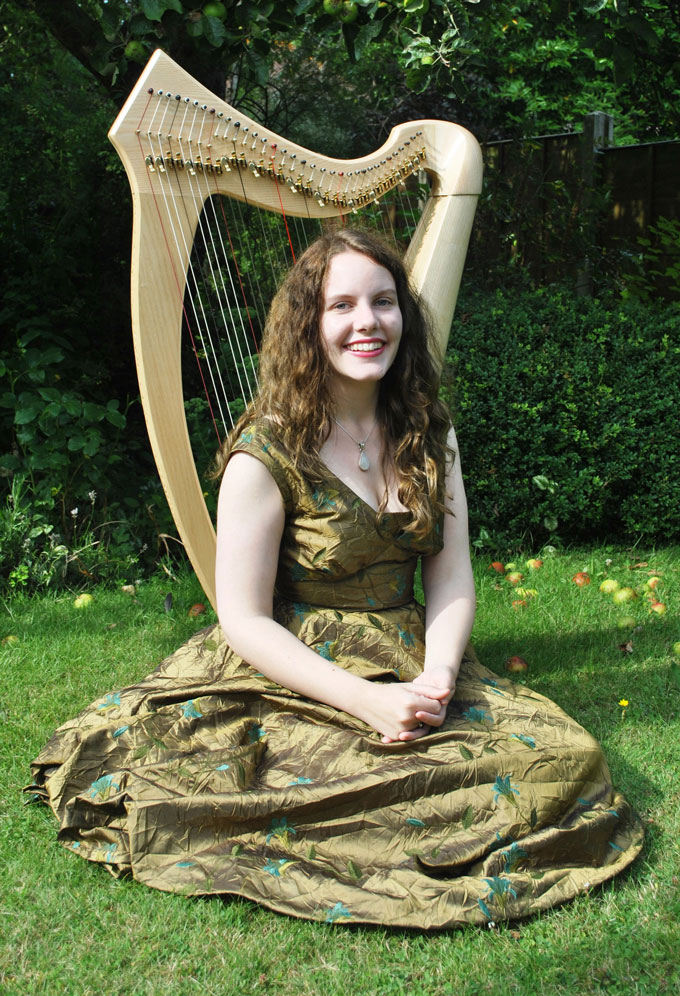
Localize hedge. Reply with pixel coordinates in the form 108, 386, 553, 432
443, 287, 680, 547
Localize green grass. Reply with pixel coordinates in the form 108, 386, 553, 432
1, 547, 679, 996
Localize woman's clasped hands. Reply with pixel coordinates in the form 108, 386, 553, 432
361, 665, 456, 744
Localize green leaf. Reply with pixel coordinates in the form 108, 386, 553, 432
367, 613, 383, 629
203, 15, 228, 47
461, 805, 474, 829
347, 860, 362, 879
307, 845, 316, 860
231, 843, 243, 856
139, 0, 167, 21
459, 744, 473, 760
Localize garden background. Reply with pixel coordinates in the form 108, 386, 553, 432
1, 2, 679, 993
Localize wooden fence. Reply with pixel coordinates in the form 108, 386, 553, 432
467, 114, 680, 295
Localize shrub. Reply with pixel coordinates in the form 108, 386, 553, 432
443, 287, 680, 547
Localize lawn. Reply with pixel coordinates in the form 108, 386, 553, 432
1, 546, 679, 996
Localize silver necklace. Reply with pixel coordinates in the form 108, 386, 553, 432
332, 416, 377, 472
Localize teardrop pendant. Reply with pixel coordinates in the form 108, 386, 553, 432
358, 446, 370, 472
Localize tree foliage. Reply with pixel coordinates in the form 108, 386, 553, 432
22, 0, 680, 141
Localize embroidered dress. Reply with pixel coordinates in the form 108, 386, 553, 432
29, 420, 643, 928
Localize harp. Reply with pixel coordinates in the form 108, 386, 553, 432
108, 49, 482, 610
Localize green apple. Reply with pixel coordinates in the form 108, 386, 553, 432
672, 641, 680, 656
323, 0, 345, 14
617, 615, 636, 629
525, 558, 543, 570
203, 1, 227, 19
1, 635, 19, 646
599, 579, 620, 594
644, 576, 662, 591
612, 587, 636, 605
124, 40, 146, 64
339, 2, 359, 22
74, 593, 94, 609
506, 571, 524, 585
649, 601, 667, 616
504, 562, 517, 571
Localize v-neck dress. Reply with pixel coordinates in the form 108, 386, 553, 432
28, 419, 643, 928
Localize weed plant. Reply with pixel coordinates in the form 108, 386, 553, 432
1, 548, 679, 996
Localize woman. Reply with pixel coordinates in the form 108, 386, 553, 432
29, 229, 642, 929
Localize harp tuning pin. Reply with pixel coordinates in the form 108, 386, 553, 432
145, 155, 155, 172
148, 88, 154, 95
175, 94, 181, 100
220, 156, 231, 172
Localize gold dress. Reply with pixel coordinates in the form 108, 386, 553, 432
29, 421, 643, 928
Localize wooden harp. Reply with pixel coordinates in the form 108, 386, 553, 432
109, 49, 482, 610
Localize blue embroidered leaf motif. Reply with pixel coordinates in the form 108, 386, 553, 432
511, 733, 536, 749
87, 775, 120, 801
325, 902, 352, 923
316, 641, 336, 662
405, 818, 427, 828
480, 677, 505, 696
248, 724, 266, 743
97, 692, 121, 712
112, 725, 129, 739
608, 841, 624, 852
477, 898, 493, 921
463, 707, 493, 724
397, 625, 416, 648
266, 817, 297, 844
287, 777, 314, 785
215, 763, 231, 771
264, 858, 298, 877
103, 843, 118, 863
484, 876, 517, 913
239, 431, 254, 444
577, 797, 591, 806
176, 861, 195, 868
290, 563, 307, 581
492, 774, 520, 806
181, 699, 202, 719
312, 489, 337, 511
293, 602, 311, 618
502, 842, 528, 873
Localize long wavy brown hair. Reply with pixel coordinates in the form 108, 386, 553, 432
214, 227, 454, 538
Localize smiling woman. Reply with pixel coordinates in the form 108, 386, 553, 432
29, 228, 643, 929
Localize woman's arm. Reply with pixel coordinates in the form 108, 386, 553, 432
215, 452, 447, 740
412, 426, 476, 720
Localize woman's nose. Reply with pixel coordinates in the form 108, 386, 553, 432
353, 300, 377, 330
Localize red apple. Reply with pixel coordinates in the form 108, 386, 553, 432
572, 572, 591, 587
649, 601, 667, 616
512, 599, 528, 610
506, 655, 528, 673
490, 561, 505, 573
188, 603, 206, 618
506, 571, 524, 585
525, 558, 543, 570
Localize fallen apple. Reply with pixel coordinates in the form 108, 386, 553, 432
504, 562, 517, 571
612, 587, 636, 605
490, 561, 505, 573
188, 603, 206, 618
649, 601, 667, 616
644, 577, 662, 591
572, 572, 591, 587
617, 615, 637, 629
599, 579, 620, 594
672, 641, 680, 656
1, 635, 19, 646
506, 655, 528, 673
515, 588, 538, 599
525, 558, 543, 570
512, 599, 528, 610
73, 593, 94, 609
506, 571, 524, 585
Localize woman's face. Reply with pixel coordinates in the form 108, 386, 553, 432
320, 250, 403, 392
